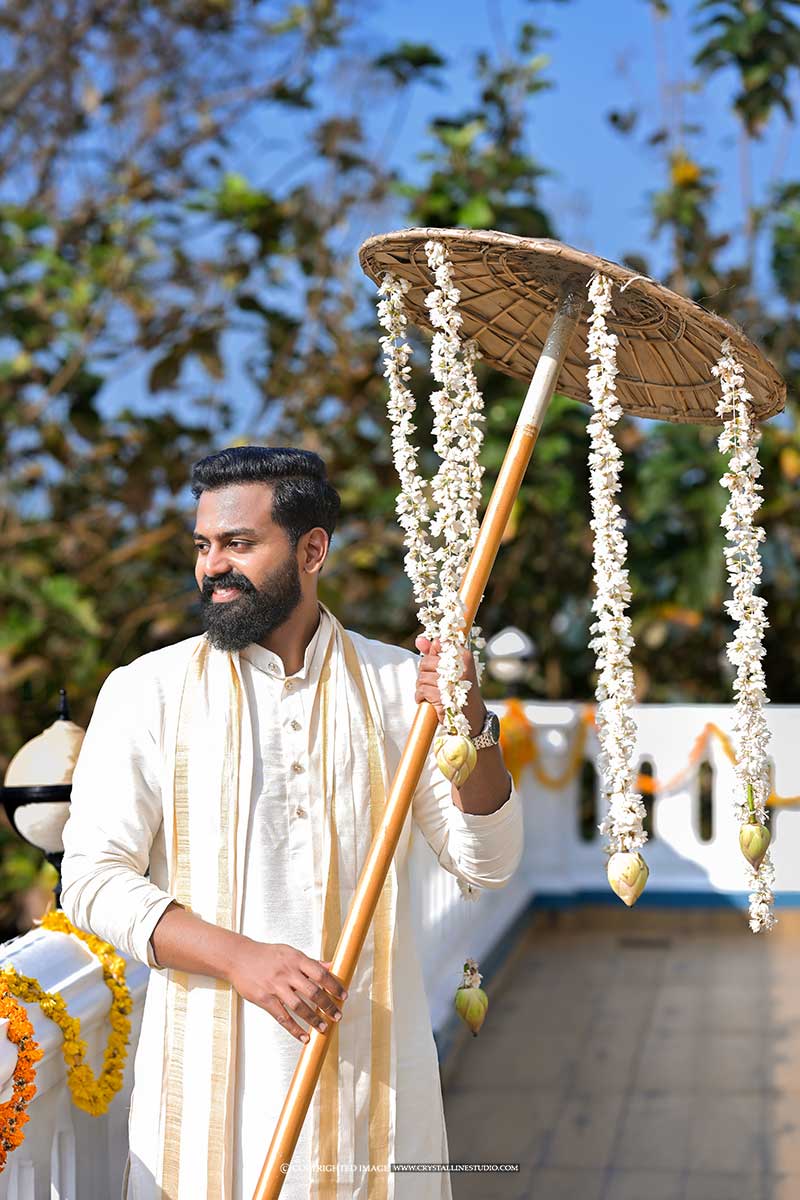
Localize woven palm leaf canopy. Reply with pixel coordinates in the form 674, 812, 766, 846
253, 228, 786, 1199
359, 226, 785, 423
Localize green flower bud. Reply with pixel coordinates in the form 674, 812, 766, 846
739, 822, 771, 871
607, 850, 649, 907
454, 986, 488, 1037
434, 734, 477, 788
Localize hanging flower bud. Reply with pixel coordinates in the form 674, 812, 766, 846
740, 821, 771, 871
607, 850, 649, 907
434, 733, 477, 788
454, 957, 488, 1037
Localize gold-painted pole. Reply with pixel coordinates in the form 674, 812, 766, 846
251, 279, 585, 1200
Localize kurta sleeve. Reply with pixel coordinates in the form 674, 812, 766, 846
375, 643, 525, 890
60, 664, 176, 970
410, 737, 525, 890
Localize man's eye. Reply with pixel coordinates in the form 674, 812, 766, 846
229, 541, 249, 549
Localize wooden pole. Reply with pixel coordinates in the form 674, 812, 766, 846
251, 279, 585, 1200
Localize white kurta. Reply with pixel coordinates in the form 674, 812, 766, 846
60, 607, 524, 1199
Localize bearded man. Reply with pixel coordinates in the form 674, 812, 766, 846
60, 445, 524, 1200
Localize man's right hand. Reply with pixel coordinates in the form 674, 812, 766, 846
228, 940, 348, 1044
149, 904, 349, 1045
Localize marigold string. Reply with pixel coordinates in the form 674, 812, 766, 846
0, 910, 133, 1116
0, 988, 43, 1172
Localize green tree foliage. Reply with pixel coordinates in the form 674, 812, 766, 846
0, 0, 404, 765
606, 0, 800, 702
1, 3, 799, 919
694, 0, 800, 134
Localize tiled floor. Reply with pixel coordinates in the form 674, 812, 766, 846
441, 906, 800, 1200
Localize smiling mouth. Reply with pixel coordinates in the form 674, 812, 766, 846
211, 587, 243, 601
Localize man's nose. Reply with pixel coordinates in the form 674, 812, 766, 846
203, 545, 232, 577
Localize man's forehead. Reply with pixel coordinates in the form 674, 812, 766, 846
193, 483, 274, 535
192, 524, 261, 538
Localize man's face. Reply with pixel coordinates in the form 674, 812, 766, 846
193, 483, 305, 652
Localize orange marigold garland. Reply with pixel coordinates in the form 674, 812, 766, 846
0, 911, 132, 1118
0, 989, 43, 1170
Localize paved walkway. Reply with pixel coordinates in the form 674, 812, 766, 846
441, 905, 800, 1200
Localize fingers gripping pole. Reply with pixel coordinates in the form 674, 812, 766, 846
251, 280, 584, 1200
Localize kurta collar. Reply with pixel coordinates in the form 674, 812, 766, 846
238, 603, 328, 682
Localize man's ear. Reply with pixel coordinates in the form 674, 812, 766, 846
302, 527, 329, 574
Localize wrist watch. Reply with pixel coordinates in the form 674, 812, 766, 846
470, 708, 501, 750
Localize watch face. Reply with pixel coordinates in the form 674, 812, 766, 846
487, 711, 501, 742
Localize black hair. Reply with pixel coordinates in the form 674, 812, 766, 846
190, 445, 341, 550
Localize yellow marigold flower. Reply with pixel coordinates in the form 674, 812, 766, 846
0, 984, 42, 1165
670, 154, 702, 188
6, 912, 134, 1118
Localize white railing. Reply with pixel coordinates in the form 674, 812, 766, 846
0, 923, 149, 1200
2, 701, 799, 1197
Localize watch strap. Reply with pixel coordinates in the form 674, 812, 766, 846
471, 709, 500, 750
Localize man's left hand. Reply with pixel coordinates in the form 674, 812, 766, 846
414, 635, 486, 736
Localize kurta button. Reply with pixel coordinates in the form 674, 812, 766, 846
291, 719, 302, 731
284, 680, 293, 691
291, 761, 304, 774
295, 806, 307, 818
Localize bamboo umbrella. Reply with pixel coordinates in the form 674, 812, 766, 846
251, 228, 785, 1199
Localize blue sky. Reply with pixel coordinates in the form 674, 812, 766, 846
359, 0, 796, 271
100, 0, 798, 436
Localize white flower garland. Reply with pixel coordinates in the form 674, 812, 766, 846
586, 273, 647, 859
377, 257, 775, 929
376, 239, 488, 901
424, 240, 487, 730
713, 339, 776, 933
376, 243, 487, 733
375, 273, 441, 638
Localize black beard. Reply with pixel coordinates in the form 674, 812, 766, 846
198, 555, 302, 652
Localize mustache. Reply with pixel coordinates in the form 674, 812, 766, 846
201, 573, 256, 599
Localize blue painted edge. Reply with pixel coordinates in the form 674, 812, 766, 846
433, 886, 800, 1066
